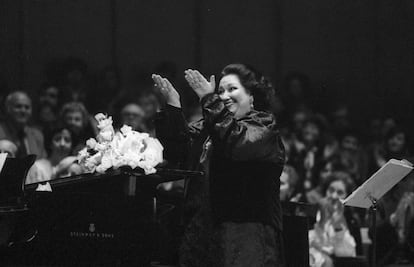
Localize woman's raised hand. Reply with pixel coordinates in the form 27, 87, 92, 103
152, 74, 181, 108
184, 69, 215, 99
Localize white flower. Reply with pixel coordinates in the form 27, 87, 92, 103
96, 153, 113, 173
120, 125, 132, 135
83, 152, 102, 172
77, 147, 89, 161
95, 113, 115, 142
98, 129, 114, 142
86, 138, 97, 149
95, 143, 108, 152
95, 113, 106, 122
138, 137, 164, 174
143, 138, 163, 162
78, 114, 164, 175
95, 113, 113, 130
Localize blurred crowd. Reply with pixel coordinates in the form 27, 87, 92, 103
0, 57, 413, 266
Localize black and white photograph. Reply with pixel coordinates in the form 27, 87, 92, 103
1, 1, 414, 266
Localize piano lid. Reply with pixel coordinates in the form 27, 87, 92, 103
24, 167, 204, 192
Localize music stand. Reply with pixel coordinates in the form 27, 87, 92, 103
342, 159, 413, 267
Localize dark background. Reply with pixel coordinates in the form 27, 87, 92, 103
1, 0, 414, 126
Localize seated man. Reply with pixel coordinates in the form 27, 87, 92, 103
0, 91, 46, 159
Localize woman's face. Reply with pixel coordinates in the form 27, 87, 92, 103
218, 74, 252, 118
341, 135, 359, 151
40, 86, 59, 107
326, 180, 347, 201
64, 111, 84, 134
387, 132, 406, 154
320, 162, 333, 183
52, 129, 72, 155
302, 122, 320, 144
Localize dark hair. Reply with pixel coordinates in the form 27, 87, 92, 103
44, 125, 74, 155
385, 126, 406, 142
37, 82, 62, 106
220, 63, 274, 112
322, 171, 355, 197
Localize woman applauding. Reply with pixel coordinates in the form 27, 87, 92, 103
153, 64, 285, 267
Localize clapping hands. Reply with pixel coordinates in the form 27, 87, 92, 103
152, 74, 181, 108
152, 69, 215, 107
184, 69, 215, 99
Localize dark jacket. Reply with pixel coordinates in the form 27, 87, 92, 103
155, 93, 285, 230
0, 121, 47, 159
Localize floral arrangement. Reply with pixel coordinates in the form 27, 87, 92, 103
77, 113, 163, 175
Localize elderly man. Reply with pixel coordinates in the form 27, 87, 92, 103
0, 91, 46, 159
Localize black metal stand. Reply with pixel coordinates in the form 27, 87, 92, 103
369, 197, 378, 267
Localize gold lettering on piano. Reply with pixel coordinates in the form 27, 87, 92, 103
69, 232, 115, 239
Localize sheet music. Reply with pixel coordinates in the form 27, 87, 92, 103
0, 153, 7, 174
343, 159, 413, 208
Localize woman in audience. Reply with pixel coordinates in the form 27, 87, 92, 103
368, 126, 410, 173
335, 130, 368, 185
309, 173, 361, 267
390, 186, 414, 263
26, 126, 81, 184
60, 101, 96, 152
280, 164, 305, 202
289, 116, 328, 191
44, 125, 80, 178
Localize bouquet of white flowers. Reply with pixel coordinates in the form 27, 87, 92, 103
77, 113, 163, 175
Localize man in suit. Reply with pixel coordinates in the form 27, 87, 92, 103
0, 91, 46, 159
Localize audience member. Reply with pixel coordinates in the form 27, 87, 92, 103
26, 125, 81, 184
289, 116, 327, 190
137, 90, 161, 137
0, 91, 47, 159
35, 83, 61, 135
335, 130, 368, 185
60, 102, 96, 153
280, 164, 305, 202
309, 173, 360, 267
1, 58, 413, 265
119, 102, 147, 132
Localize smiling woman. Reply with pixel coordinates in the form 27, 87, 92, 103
219, 64, 275, 116
153, 64, 285, 267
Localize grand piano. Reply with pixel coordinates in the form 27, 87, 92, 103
0, 156, 315, 266
0, 156, 203, 266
